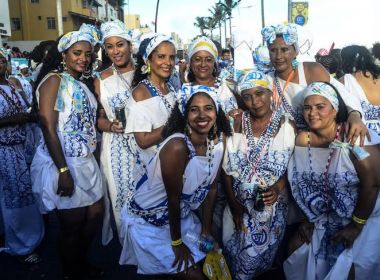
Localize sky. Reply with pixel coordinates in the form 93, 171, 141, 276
125, 0, 379, 60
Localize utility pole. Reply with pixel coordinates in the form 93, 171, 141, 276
56, 0, 63, 36
288, 0, 292, 23
155, 0, 160, 32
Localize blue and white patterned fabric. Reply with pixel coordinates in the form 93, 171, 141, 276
79, 23, 101, 45
261, 23, 299, 53
177, 84, 220, 114
143, 34, 174, 63
58, 31, 96, 52
181, 82, 237, 115
288, 145, 359, 266
31, 72, 102, 212
343, 73, 380, 137
0, 85, 44, 255
188, 36, 218, 61
101, 19, 131, 44
222, 115, 295, 279
97, 67, 138, 244
119, 133, 224, 274
304, 82, 339, 112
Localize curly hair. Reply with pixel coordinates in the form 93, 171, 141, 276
341, 45, 380, 79
162, 92, 232, 139
372, 42, 380, 60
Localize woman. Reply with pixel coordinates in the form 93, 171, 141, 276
31, 32, 104, 279
94, 19, 136, 242
120, 85, 232, 278
124, 34, 177, 168
183, 36, 238, 116
340, 45, 380, 136
285, 82, 380, 279
0, 48, 43, 264
261, 23, 368, 145
222, 71, 296, 279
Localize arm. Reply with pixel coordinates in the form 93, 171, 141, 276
0, 112, 34, 128
333, 145, 380, 248
93, 78, 123, 133
38, 75, 74, 197
160, 138, 195, 271
132, 85, 164, 149
222, 169, 246, 231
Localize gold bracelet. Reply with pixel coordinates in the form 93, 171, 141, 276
58, 166, 69, 174
171, 238, 183, 246
352, 214, 367, 225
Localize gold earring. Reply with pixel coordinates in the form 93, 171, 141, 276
61, 59, 67, 71
147, 64, 151, 74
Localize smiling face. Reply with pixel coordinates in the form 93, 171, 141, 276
189, 50, 215, 81
104, 36, 132, 68
186, 93, 217, 136
63, 41, 92, 75
268, 35, 297, 74
303, 95, 337, 131
241, 86, 273, 118
148, 41, 176, 80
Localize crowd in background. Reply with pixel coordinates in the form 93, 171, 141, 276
1, 20, 380, 280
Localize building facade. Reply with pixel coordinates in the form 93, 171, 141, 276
8, 0, 123, 41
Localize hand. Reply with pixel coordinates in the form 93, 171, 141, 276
109, 121, 124, 133
332, 222, 362, 248
57, 171, 75, 197
347, 112, 370, 146
297, 220, 314, 244
263, 187, 279, 206
230, 201, 246, 232
172, 243, 196, 273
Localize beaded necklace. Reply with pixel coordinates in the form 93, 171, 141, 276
184, 134, 215, 176
112, 63, 132, 93
0, 84, 23, 113
140, 79, 173, 113
307, 124, 341, 203
241, 108, 282, 184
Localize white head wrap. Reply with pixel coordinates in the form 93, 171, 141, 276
261, 23, 299, 54
58, 31, 95, 53
0, 48, 9, 61
101, 19, 131, 44
79, 23, 101, 45
177, 84, 220, 115
142, 34, 174, 63
18, 64, 28, 70
238, 70, 271, 94
188, 36, 218, 61
304, 82, 339, 111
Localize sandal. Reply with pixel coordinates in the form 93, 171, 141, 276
17, 252, 42, 264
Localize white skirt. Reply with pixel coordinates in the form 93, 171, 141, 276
31, 145, 103, 212
119, 208, 206, 274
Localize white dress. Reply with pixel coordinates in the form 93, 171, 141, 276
124, 79, 176, 170
222, 114, 295, 279
285, 136, 380, 280
31, 72, 103, 212
119, 133, 224, 274
268, 63, 363, 129
98, 69, 137, 243
343, 73, 380, 136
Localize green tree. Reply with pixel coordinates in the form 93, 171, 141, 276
218, 0, 241, 39
194, 16, 208, 36
209, 4, 225, 45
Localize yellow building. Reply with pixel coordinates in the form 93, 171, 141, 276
124, 14, 152, 33
8, 0, 103, 41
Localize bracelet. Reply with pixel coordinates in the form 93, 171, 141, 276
349, 110, 362, 118
58, 166, 69, 174
171, 238, 183, 247
352, 214, 367, 225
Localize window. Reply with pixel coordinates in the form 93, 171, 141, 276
38, 16, 42, 20
62, 17, 67, 22
11, 18, 21, 31
47, 17, 56, 29
82, 0, 87, 8
31, 0, 39, 3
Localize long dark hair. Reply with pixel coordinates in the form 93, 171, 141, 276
341, 45, 380, 79
131, 37, 175, 87
162, 92, 232, 139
